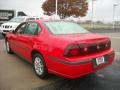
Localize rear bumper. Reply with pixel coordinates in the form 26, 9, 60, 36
47, 49, 115, 79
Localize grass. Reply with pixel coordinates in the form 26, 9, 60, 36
80, 23, 120, 30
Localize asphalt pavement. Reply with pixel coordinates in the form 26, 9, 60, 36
0, 33, 3, 39
0, 30, 120, 90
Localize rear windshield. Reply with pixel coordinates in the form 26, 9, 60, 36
44, 21, 89, 35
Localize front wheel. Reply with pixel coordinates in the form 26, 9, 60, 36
33, 53, 48, 79
5, 40, 13, 54
2, 33, 6, 37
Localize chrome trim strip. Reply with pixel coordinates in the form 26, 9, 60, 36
48, 51, 114, 65
48, 56, 92, 65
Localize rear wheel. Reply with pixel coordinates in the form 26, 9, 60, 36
5, 40, 13, 54
33, 53, 48, 79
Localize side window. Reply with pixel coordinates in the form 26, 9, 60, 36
15, 23, 27, 34
23, 22, 41, 35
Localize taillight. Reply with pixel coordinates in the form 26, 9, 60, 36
105, 40, 111, 49
64, 40, 111, 58
64, 44, 89, 57
64, 44, 80, 57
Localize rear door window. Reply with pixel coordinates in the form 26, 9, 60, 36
23, 22, 41, 35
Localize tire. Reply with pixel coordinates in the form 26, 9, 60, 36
5, 40, 13, 54
33, 53, 48, 79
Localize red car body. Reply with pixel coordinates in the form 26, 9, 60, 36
6, 20, 115, 79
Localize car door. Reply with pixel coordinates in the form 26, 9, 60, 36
15, 22, 41, 62
8, 22, 27, 54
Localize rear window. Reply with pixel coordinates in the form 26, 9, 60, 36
44, 21, 89, 35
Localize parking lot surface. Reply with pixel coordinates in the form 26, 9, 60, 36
0, 39, 64, 90
0, 30, 120, 90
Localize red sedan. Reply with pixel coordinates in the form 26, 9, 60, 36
5, 20, 115, 79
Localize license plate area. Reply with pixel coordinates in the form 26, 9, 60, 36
96, 56, 105, 65
93, 56, 105, 67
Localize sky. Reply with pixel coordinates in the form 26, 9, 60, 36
0, 0, 120, 22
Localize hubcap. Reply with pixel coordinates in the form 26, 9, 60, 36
34, 57, 44, 75
6, 41, 10, 52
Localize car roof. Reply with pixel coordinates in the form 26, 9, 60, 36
13, 16, 39, 19
13, 16, 29, 18
26, 19, 71, 23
